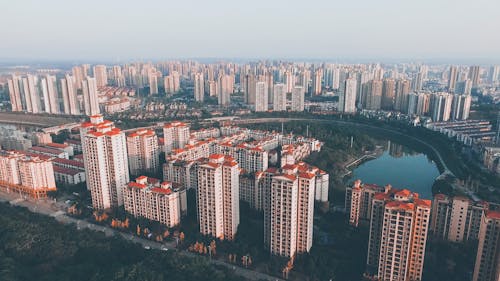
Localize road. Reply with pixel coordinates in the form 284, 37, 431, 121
0, 188, 283, 281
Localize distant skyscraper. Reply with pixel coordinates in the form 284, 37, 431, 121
40, 75, 59, 114
456, 79, 473, 95
284, 71, 294, 93
448, 66, 458, 93
149, 74, 158, 95
488, 65, 499, 83
451, 94, 472, 120
194, 73, 205, 102
82, 77, 100, 116
72, 66, 85, 90
468, 65, 481, 87
21, 75, 41, 113
217, 74, 232, 106
472, 210, 500, 281
339, 78, 357, 113
381, 79, 395, 110
243, 74, 256, 104
81, 115, 129, 210
430, 92, 453, 122
60, 75, 80, 115
273, 83, 286, 111
93, 65, 108, 87
291, 86, 304, 112
312, 69, 322, 95
364, 80, 382, 110
7, 75, 23, 111
254, 81, 268, 112
394, 79, 410, 112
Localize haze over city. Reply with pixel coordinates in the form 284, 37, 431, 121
0, 2, 500, 281
2, 0, 500, 62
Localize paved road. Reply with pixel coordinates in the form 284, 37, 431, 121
0, 188, 282, 281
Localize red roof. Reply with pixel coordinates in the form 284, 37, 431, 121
282, 164, 298, 170
386, 201, 415, 211
298, 172, 315, 179
46, 142, 69, 149
209, 154, 225, 159
53, 166, 82, 176
128, 182, 146, 189
30, 146, 65, 155
151, 187, 172, 195
415, 199, 432, 208
485, 210, 500, 220
52, 158, 85, 169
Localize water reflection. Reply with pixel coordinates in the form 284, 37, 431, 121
348, 141, 440, 199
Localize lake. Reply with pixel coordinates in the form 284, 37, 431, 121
348, 141, 440, 199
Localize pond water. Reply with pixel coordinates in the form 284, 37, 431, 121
348, 141, 440, 199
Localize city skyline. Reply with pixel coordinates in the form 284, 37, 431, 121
2, 0, 500, 63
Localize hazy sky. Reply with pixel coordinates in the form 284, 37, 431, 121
1, 0, 500, 62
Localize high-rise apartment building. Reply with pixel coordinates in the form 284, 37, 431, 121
430, 92, 453, 122
456, 79, 473, 95
273, 83, 287, 111
269, 173, 298, 257
93, 65, 108, 87
82, 77, 100, 116
451, 94, 472, 120
448, 66, 458, 93
488, 66, 499, 84
268, 167, 316, 257
196, 154, 240, 240
346, 180, 386, 227
194, 72, 205, 102
41, 74, 59, 114
291, 86, 304, 112
7, 75, 23, 112
381, 79, 395, 110
72, 66, 85, 90
430, 194, 489, 242
60, 75, 80, 115
364, 80, 383, 110
217, 74, 232, 106
81, 115, 129, 209
312, 69, 322, 95
339, 78, 357, 113
472, 210, 500, 281
126, 129, 160, 176
163, 121, 190, 153
255, 81, 268, 112
394, 79, 411, 112
123, 176, 182, 228
243, 74, 256, 104
284, 71, 294, 93
150, 73, 160, 95
367, 188, 431, 281
0, 150, 56, 198
468, 65, 481, 87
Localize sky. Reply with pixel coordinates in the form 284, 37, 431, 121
1, 0, 500, 63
